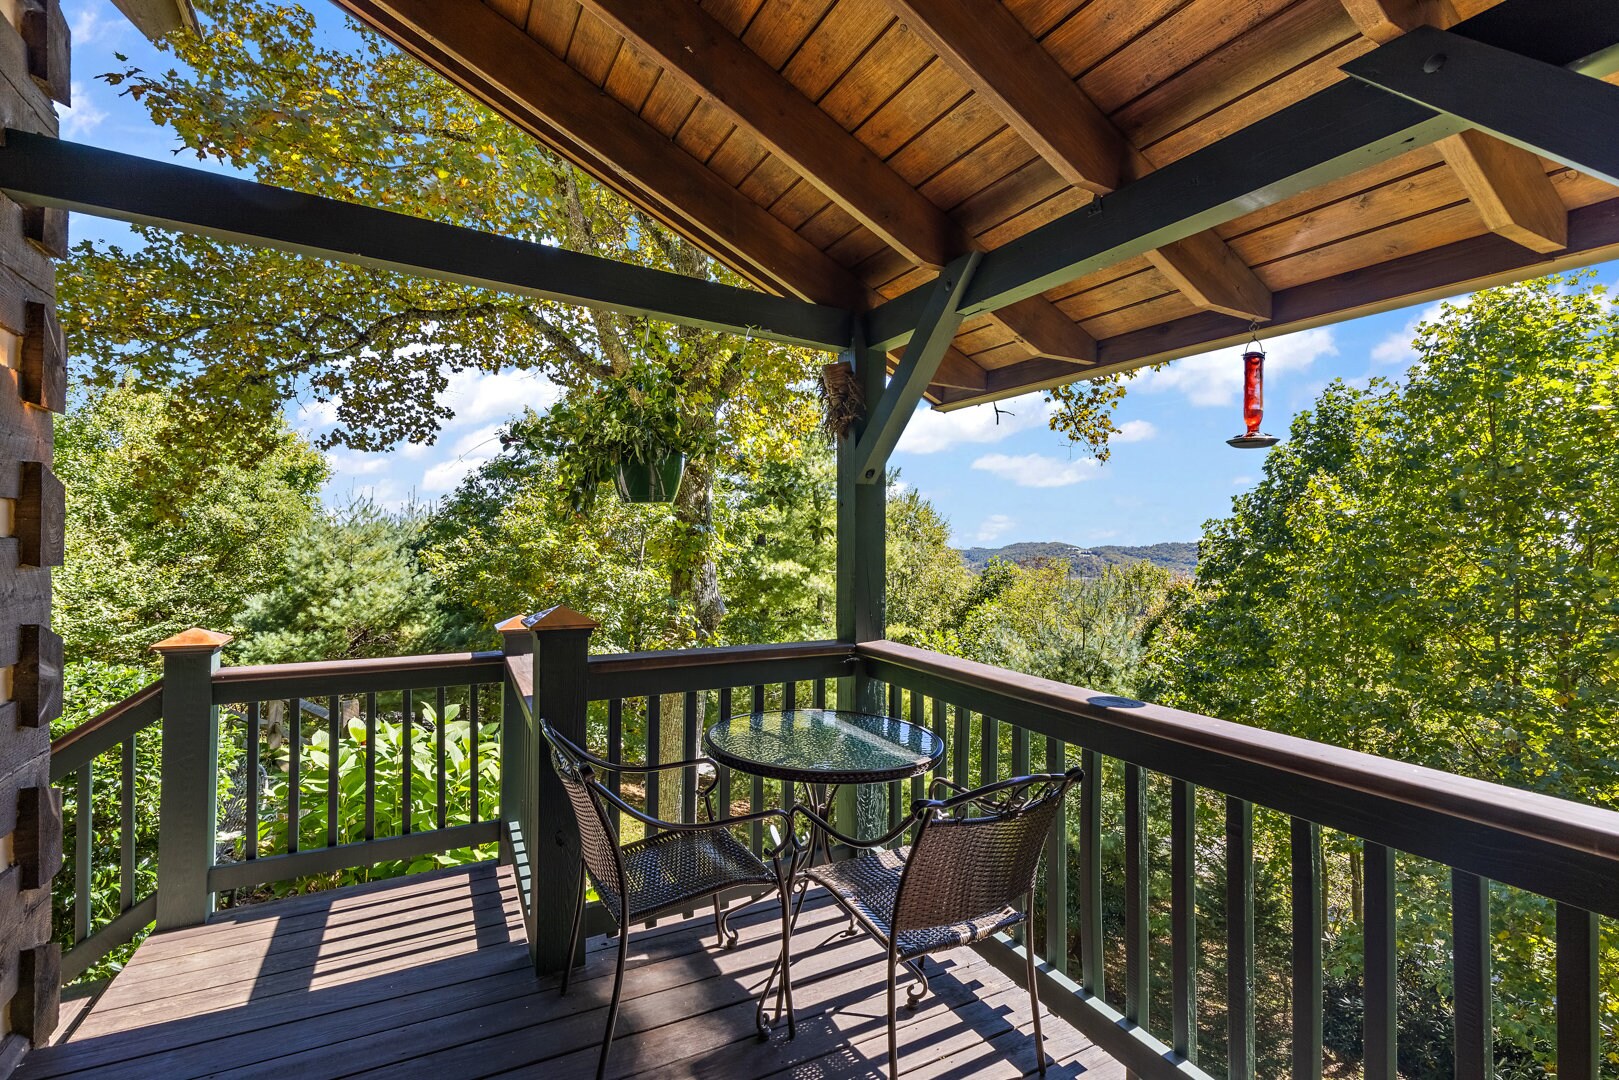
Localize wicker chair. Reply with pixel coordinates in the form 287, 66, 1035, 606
539, 719, 799, 1080
790, 768, 1083, 1078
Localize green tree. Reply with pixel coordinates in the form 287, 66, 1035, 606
63, 0, 821, 648
234, 499, 444, 663
55, 385, 326, 666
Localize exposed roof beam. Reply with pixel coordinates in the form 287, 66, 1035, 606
882, 0, 1272, 323
0, 131, 852, 350
1439, 130, 1567, 253
1343, 25, 1619, 188
933, 194, 1619, 409
868, 0, 1619, 359
1342, 1, 1566, 255
572, 0, 1096, 365
334, 0, 868, 310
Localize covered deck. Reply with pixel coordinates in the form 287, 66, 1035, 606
20, 864, 1117, 1080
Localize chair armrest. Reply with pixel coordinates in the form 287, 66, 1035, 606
789, 802, 917, 852
599, 784, 797, 859
928, 776, 970, 799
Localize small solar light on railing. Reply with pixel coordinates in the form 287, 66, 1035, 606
1227, 335, 1280, 449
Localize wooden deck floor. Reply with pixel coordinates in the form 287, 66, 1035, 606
19, 863, 1123, 1079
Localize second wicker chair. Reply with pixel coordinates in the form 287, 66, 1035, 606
790, 767, 1083, 1078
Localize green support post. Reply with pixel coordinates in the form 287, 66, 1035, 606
152, 627, 232, 931
529, 605, 597, 975
835, 326, 890, 840
497, 614, 537, 950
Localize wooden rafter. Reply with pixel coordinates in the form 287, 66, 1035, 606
1341, 0, 1565, 254
1439, 130, 1567, 253
571, 0, 1096, 367
882, 0, 1273, 324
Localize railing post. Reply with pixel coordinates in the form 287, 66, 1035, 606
151, 627, 231, 931
528, 605, 597, 976
497, 614, 537, 954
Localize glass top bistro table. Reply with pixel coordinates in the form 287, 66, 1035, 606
704, 708, 946, 1032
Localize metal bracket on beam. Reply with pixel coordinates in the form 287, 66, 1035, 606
1343, 26, 1619, 188
852, 252, 981, 484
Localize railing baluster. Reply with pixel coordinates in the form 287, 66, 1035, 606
401, 689, 412, 836
1555, 902, 1599, 1080
607, 697, 624, 837
716, 688, 732, 825
1170, 778, 1196, 1062
1043, 736, 1068, 977
646, 694, 661, 838
953, 706, 970, 788
246, 702, 261, 860
328, 695, 341, 847
888, 682, 902, 830
469, 687, 480, 824
1079, 747, 1103, 997
1227, 796, 1255, 1080
75, 765, 92, 944
751, 684, 765, 853
981, 711, 999, 786
289, 697, 303, 853
364, 692, 376, 842
1124, 763, 1149, 1028
1452, 869, 1493, 1080
1291, 818, 1323, 1080
683, 690, 700, 825
121, 736, 137, 905
813, 677, 827, 709
909, 689, 925, 809
1011, 723, 1029, 778
1364, 841, 1397, 1080
436, 685, 448, 831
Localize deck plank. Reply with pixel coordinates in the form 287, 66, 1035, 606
20, 863, 1119, 1079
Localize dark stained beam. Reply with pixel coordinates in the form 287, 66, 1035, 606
928, 193, 1619, 409
569, 0, 1096, 365
882, 0, 1272, 322
1343, 25, 1619, 188
867, 0, 1619, 358
854, 253, 980, 483
0, 131, 852, 351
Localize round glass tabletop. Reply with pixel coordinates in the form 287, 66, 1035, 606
704, 709, 945, 785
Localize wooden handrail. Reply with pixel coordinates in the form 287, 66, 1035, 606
51, 679, 164, 780
859, 638, 1619, 917
212, 650, 506, 701
585, 639, 851, 698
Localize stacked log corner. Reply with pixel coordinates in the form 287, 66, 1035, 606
0, 2, 67, 1073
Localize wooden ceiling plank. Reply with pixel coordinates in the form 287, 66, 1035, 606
1438, 130, 1568, 253
884, 0, 1272, 322
575, 0, 961, 269
335, 0, 869, 309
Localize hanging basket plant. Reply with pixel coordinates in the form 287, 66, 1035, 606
817, 360, 864, 441
504, 365, 711, 512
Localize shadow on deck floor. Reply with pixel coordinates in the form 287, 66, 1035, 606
19, 863, 1123, 1079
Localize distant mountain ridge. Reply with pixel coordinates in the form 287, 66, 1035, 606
958, 541, 1197, 577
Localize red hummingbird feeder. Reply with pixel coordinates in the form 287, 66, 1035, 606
1227, 342, 1280, 449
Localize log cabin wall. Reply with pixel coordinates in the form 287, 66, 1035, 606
0, 0, 65, 1074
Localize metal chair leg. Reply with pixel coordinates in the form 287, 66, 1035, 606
561, 867, 586, 996
597, 916, 630, 1080
1024, 896, 1046, 1076
887, 950, 900, 1077
778, 883, 796, 1040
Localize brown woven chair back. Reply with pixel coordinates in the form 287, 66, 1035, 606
540, 721, 628, 917
893, 772, 1077, 935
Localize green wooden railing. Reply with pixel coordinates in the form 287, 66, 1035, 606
50, 623, 1619, 1080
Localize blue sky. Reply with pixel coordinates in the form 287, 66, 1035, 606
59, 1, 1619, 549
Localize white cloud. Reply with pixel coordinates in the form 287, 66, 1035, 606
973, 514, 1015, 544
417, 423, 505, 493
439, 365, 560, 425
1112, 419, 1156, 443
69, 6, 117, 44
1372, 293, 1478, 366
1137, 327, 1339, 406
896, 396, 1053, 454
971, 452, 1100, 488
1232, 475, 1256, 487
60, 83, 108, 138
